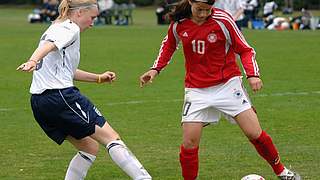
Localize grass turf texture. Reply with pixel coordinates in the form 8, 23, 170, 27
0, 6, 320, 180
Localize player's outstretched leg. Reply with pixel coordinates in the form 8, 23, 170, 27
250, 131, 285, 175
65, 151, 96, 180
235, 109, 300, 179
250, 131, 301, 180
106, 140, 152, 180
91, 122, 151, 179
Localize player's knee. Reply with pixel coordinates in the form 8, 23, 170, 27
182, 139, 199, 149
95, 124, 121, 145
247, 129, 264, 141
91, 143, 100, 156
83, 141, 100, 156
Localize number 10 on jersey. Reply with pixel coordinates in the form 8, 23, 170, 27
192, 40, 205, 55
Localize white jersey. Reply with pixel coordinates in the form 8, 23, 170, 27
30, 19, 80, 94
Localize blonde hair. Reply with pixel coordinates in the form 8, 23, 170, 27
56, 0, 97, 21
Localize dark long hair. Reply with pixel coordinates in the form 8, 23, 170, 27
168, 0, 215, 22
168, 0, 191, 22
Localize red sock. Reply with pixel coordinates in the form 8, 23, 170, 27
250, 131, 284, 175
179, 145, 199, 180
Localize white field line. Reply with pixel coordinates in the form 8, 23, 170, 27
0, 108, 29, 112
105, 91, 320, 106
1, 91, 320, 111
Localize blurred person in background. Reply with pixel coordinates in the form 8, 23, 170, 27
42, 0, 59, 21
263, 0, 278, 28
97, 0, 115, 24
156, 1, 169, 24
300, 7, 313, 29
283, 0, 293, 14
243, 0, 259, 27
214, 0, 245, 29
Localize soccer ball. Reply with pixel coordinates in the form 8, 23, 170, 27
241, 174, 265, 180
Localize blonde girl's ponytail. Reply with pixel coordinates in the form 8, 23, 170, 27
55, 0, 98, 22
55, 0, 70, 21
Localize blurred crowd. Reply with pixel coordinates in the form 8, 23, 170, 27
28, 0, 59, 23
156, 0, 320, 30
26, 0, 319, 30
28, 0, 136, 26
96, 0, 136, 25
262, 1, 318, 30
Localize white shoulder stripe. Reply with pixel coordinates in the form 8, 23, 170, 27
252, 51, 259, 76
214, 19, 231, 54
152, 23, 179, 69
152, 35, 168, 68
213, 12, 250, 47
173, 22, 180, 46
213, 12, 259, 76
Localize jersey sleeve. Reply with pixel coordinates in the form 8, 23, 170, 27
223, 16, 260, 78
44, 23, 79, 51
151, 22, 179, 72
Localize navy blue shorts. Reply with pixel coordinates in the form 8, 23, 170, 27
30, 87, 106, 145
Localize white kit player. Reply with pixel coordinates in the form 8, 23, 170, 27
17, 0, 151, 179
139, 0, 300, 179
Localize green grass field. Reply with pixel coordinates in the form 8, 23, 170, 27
0, 6, 320, 180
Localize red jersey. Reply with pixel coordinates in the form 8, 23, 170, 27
151, 8, 260, 88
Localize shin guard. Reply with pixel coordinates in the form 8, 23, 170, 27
107, 140, 152, 180
179, 145, 199, 180
250, 131, 284, 175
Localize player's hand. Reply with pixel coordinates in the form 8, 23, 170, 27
139, 69, 158, 88
99, 71, 116, 83
247, 77, 263, 93
16, 60, 37, 72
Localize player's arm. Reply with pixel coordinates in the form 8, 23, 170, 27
16, 41, 57, 72
74, 69, 116, 84
140, 22, 178, 87
224, 18, 262, 92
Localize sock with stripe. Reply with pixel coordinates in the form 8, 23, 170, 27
65, 151, 96, 180
106, 140, 152, 180
250, 131, 284, 175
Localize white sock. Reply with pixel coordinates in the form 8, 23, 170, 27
65, 151, 96, 180
106, 140, 152, 180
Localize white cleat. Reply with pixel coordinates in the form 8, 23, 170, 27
278, 168, 301, 180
